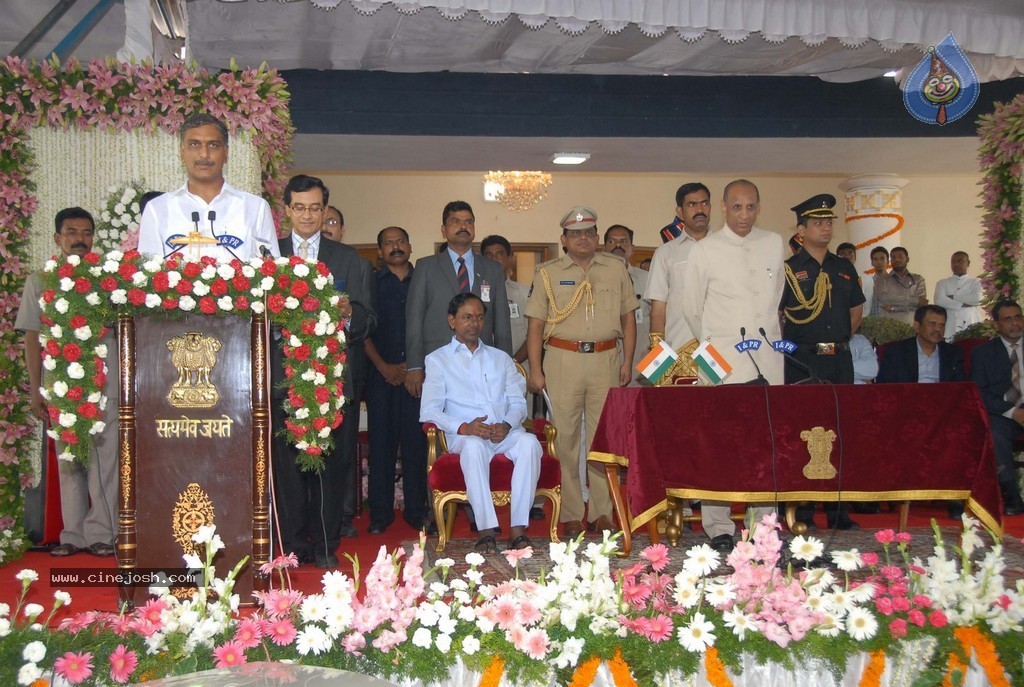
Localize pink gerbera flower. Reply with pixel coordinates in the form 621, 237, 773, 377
212, 640, 247, 668
642, 613, 675, 642
54, 651, 94, 684
520, 627, 550, 660
266, 618, 298, 646
108, 645, 138, 684
234, 617, 264, 648
138, 597, 168, 626
492, 597, 519, 630
641, 543, 671, 571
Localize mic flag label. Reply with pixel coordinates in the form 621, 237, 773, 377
902, 33, 979, 126
734, 338, 762, 353
771, 339, 798, 355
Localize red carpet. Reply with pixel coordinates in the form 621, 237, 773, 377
2, 504, 1021, 626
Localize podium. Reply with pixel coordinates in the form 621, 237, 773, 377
116, 312, 271, 607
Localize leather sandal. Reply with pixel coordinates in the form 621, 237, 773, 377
474, 535, 498, 554
562, 520, 585, 538
50, 543, 82, 557
86, 542, 115, 557
508, 534, 532, 550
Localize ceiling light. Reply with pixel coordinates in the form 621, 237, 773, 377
551, 152, 590, 165
482, 171, 553, 212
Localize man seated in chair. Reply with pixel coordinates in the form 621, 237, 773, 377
420, 293, 542, 552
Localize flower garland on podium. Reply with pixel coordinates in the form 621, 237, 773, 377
38, 251, 346, 471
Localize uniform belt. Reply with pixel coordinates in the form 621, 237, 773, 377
800, 341, 850, 355
546, 337, 617, 353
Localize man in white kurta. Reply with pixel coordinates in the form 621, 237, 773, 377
420, 293, 541, 551
680, 179, 784, 552
137, 113, 280, 262
933, 251, 983, 341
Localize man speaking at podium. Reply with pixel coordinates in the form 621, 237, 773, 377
137, 113, 280, 261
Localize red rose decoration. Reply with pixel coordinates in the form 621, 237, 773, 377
152, 272, 170, 291
233, 296, 250, 311
62, 343, 82, 362
314, 387, 330, 404
127, 289, 147, 306
290, 280, 310, 299
100, 276, 118, 291
57, 263, 74, 279
67, 387, 83, 401
199, 297, 217, 315
302, 297, 319, 312
312, 417, 329, 431
175, 279, 193, 295
267, 294, 286, 314
74, 277, 91, 294
69, 315, 87, 329
183, 262, 202, 279
210, 278, 229, 296
60, 429, 79, 445
77, 402, 98, 419
42, 289, 56, 303
83, 252, 100, 265
260, 260, 277, 277
293, 345, 311, 362
162, 297, 178, 310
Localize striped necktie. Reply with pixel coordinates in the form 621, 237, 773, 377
456, 256, 470, 293
1011, 344, 1021, 405
299, 239, 309, 259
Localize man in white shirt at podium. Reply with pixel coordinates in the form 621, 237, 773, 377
137, 113, 280, 261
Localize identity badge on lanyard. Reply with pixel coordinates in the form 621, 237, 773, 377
480, 280, 491, 302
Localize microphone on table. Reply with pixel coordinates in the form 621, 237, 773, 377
208, 210, 241, 261
737, 326, 769, 385
162, 212, 203, 259
759, 327, 821, 385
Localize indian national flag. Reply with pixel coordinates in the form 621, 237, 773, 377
636, 340, 678, 384
691, 340, 733, 385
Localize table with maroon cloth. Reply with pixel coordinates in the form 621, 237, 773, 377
588, 383, 1002, 551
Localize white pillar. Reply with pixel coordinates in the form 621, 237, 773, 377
839, 174, 909, 279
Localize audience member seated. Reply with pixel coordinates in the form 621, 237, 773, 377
877, 305, 965, 384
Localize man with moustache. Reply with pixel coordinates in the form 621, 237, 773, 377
645, 182, 712, 355
866, 246, 890, 318
322, 206, 345, 242
404, 201, 512, 399
481, 235, 530, 367
877, 305, 964, 384
271, 175, 376, 568
780, 194, 865, 531
875, 247, 927, 325
138, 113, 279, 261
603, 225, 650, 373
16, 208, 117, 557
364, 226, 431, 534
970, 300, 1024, 516
421, 293, 542, 552
681, 180, 784, 552
934, 251, 983, 341
526, 206, 638, 538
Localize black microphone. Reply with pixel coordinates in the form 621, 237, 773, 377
163, 213, 203, 259
738, 326, 768, 385
259, 244, 273, 259
759, 327, 821, 385
191, 211, 201, 230
208, 210, 241, 261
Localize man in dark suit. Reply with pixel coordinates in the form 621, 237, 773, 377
969, 299, 1024, 516
877, 305, 965, 383
404, 200, 512, 398
271, 175, 376, 568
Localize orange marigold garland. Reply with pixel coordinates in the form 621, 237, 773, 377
953, 626, 1010, 687
943, 650, 969, 687
568, 656, 602, 687
704, 647, 735, 687
608, 649, 638, 687
858, 649, 886, 687
478, 655, 505, 687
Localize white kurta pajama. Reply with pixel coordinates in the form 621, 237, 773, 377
420, 338, 541, 530
645, 232, 700, 350
934, 274, 983, 341
680, 224, 785, 538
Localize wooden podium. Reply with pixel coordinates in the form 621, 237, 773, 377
116, 312, 271, 607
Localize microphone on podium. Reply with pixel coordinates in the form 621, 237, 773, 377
758, 327, 821, 384
738, 326, 769, 385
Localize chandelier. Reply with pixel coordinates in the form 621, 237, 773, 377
483, 171, 553, 212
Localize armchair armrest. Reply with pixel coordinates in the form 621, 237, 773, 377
421, 422, 449, 466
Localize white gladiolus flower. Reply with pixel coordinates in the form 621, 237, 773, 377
15, 570, 38, 582
53, 591, 71, 606
23, 603, 44, 619
192, 524, 216, 545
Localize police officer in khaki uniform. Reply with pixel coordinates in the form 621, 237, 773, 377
526, 206, 638, 539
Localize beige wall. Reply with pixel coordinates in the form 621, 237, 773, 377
304, 170, 984, 298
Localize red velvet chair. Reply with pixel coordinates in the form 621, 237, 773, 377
423, 417, 562, 552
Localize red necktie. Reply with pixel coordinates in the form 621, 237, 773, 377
456, 257, 470, 294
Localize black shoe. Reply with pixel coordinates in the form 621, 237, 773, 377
529, 506, 545, 520
947, 502, 965, 520
296, 550, 315, 565
338, 522, 358, 538
405, 516, 440, 536
315, 552, 339, 569
1006, 502, 1024, 516
709, 533, 734, 553
368, 521, 390, 535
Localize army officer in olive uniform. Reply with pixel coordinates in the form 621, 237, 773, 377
526, 206, 638, 539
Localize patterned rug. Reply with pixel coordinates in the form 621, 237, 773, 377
420, 526, 1024, 587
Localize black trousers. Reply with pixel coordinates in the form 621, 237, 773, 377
784, 347, 854, 385
364, 370, 428, 525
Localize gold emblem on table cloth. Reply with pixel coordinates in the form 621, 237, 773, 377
166, 332, 222, 408
800, 426, 838, 479
171, 482, 215, 555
